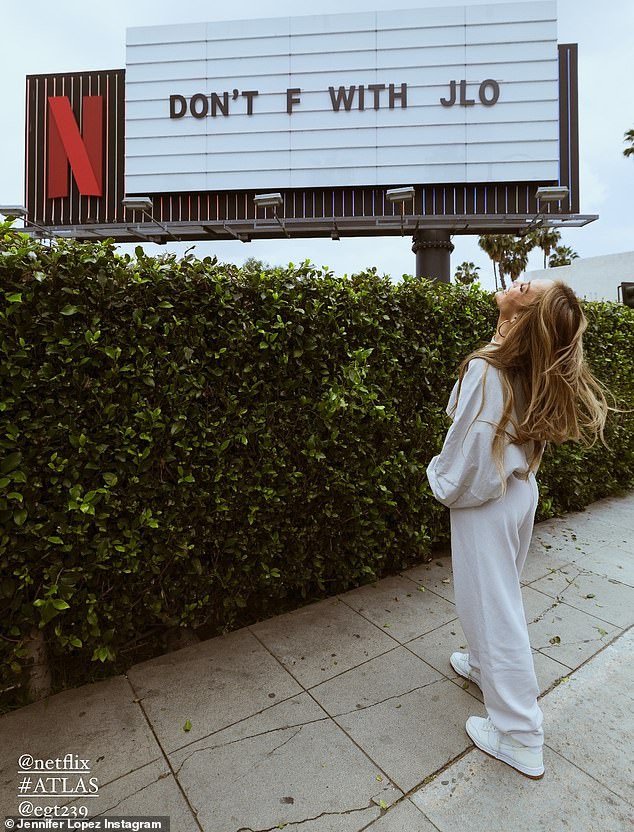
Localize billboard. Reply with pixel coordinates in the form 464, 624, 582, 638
125, 2, 560, 194
24, 1, 588, 240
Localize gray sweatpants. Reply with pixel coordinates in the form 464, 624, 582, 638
449, 470, 544, 747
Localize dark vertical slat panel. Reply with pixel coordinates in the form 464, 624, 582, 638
31, 76, 42, 220
315, 190, 324, 219
32, 76, 38, 224
454, 185, 465, 215
42, 76, 50, 224
24, 77, 31, 221
79, 74, 86, 226
35, 77, 43, 224
558, 44, 571, 212
495, 185, 505, 215
568, 44, 580, 213
414, 186, 422, 215
475, 185, 485, 214
113, 69, 121, 222
115, 68, 125, 223
105, 73, 111, 222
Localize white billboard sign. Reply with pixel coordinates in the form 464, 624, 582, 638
125, 1, 559, 194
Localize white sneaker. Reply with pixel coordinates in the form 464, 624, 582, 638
466, 716, 545, 779
450, 652, 482, 691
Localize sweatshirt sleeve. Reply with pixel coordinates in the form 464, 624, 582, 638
426, 358, 509, 508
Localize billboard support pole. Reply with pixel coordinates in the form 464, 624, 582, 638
412, 230, 454, 283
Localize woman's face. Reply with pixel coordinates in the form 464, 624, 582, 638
495, 278, 555, 317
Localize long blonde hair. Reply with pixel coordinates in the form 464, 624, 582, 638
451, 280, 617, 491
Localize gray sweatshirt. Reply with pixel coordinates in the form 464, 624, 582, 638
426, 356, 542, 509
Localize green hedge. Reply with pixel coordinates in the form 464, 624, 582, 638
1, 225, 633, 706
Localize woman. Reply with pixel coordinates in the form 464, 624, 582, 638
426, 277, 611, 779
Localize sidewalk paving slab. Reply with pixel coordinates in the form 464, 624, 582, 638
530, 513, 619, 554
577, 541, 634, 586
577, 492, 634, 532
307, 644, 443, 715
0, 675, 163, 814
523, 585, 622, 668
126, 627, 304, 753
338, 574, 457, 643
247, 596, 398, 688
168, 695, 402, 832
399, 558, 456, 605
410, 744, 633, 832
361, 797, 439, 831
528, 567, 633, 628
410, 628, 634, 832
543, 627, 634, 806
62, 760, 198, 828
330, 676, 477, 793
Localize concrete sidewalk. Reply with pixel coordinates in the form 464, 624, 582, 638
1, 491, 633, 831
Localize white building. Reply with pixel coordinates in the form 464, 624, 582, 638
526, 251, 634, 303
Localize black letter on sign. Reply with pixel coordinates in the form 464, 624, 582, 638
440, 80, 456, 107
367, 84, 386, 110
287, 88, 301, 114
479, 79, 500, 106
329, 86, 356, 111
389, 83, 407, 109
242, 90, 259, 115
459, 80, 475, 106
190, 94, 208, 119
170, 95, 187, 118
211, 92, 229, 117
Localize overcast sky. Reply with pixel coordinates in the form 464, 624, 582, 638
2, 0, 633, 292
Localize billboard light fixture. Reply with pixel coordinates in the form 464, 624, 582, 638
386, 187, 416, 202
122, 196, 154, 211
122, 196, 180, 242
535, 186, 569, 203
0, 205, 27, 218
0, 206, 58, 240
254, 193, 283, 208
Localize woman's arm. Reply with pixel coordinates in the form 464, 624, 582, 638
426, 358, 508, 508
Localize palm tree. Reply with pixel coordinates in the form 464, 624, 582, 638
478, 235, 507, 290
454, 261, 480, 285
499, 239, 532, 283
526, 228, 561, 269
481, 234, 537, 288
624, 129, 634, 158
548, 245, 579, 267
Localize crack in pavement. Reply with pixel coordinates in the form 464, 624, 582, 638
233, 799, 377, 832
96, 767, 172, 815
228, 726, 305, 789
169, 691, 319, 757
529, 599, 561, 624
264, 725, 304, 760
173, 718, 328, 776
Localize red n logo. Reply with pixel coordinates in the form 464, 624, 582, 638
47, 96, 103, 198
